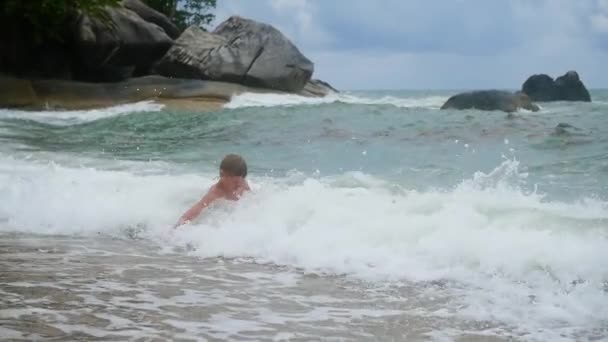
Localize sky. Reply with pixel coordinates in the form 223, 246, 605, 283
210, 0, 608, 90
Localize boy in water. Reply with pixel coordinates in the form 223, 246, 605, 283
175, 154, 250, 227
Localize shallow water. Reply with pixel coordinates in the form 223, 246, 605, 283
0, 233, 522, 341
1, 90, 607, 341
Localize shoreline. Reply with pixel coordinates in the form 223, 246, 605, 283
0, 75, 292, 112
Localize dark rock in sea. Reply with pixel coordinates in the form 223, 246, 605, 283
552, 123, 584, 136
156, 16, 314, 92
440, 90, 540, 113
522, 71, 591, 102
73, 5, 174, 82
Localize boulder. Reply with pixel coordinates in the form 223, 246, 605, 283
0, 75, 38, 107
522, 71, 591, 102
156, 16, 314, 92
440, 90, 539, 113
72, 5, 174, 82
299, 79, 339, 97
0, 74, 286, 110
0, 17, 75, 80
0, 1, 177, 82
122, 0, 181, 39
154, 26, 228, 80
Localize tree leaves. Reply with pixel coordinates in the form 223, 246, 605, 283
2, 0, 121, 42
143, 0, 217, 31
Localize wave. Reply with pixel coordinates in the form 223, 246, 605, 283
0, 101, 164, 125
1, 156, 606, 338
224, 92, 448, 109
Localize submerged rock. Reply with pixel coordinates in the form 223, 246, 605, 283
552, 123, 584, 136
440, 90, 539, 113
522, 71, 591, 102
156, 16, 314, 92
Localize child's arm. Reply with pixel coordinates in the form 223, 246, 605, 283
174, 190, 217, 228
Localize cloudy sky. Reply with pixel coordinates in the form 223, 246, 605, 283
211, 0, 608, 90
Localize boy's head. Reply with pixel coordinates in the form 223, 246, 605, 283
219, 154, 247, 192
219, 154, 247, 177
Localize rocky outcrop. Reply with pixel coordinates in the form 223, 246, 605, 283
122, 0, 180, 39
0, 20, 75, 80
522, 71, 591, 102
441, 90, 539, 113
154, 26, 227, 80
156, 16, 314, 92
299, 79, 339, 97
0, 1, 178, 83
73, 5, 174, 82
0, 76, 38, 108
0, 74, 285, 110
0, 4, 334, 110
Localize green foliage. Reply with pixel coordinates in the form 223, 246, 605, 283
144, 0, 217, 31
2, 0, 121, 41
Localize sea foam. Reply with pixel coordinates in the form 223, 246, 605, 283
224, 92, 448, 109
0, 101, 163, 125
1, 155, 606, 339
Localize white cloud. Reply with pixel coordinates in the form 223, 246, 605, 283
591, 14, 608, 32
267, 0, 333, 48
591, 0, 608, 32
211, 0, 608, 89
311, 48, 608, 90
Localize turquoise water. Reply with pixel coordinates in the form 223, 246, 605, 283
0, 90, 607, 341
3, 90, 607, 196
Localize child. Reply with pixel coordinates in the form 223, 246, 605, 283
175, 154, 250, 227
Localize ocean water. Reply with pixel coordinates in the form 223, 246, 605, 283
0, 90, 607, 341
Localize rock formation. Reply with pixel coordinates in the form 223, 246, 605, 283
441, 90, 539, 113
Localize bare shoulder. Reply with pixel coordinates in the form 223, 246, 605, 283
203, 184, 222, 202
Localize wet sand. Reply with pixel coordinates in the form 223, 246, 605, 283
0, 233, 516, 341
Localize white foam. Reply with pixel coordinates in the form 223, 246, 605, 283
0, 156, 607, 340
0, 327, 22, 339
0, 101, 163, 125
172, 159, 607, 340
0, 155, 209, 235
224, 92, 447, 109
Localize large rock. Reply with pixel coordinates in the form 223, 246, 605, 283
157, 16, 314, 92
0, 17, 75, 80
1, 1, 177, 83
0, 74, 286, 110
122, 0, 181, 39
522, 71, 591, 102
72, 5, 174, 82
154, 26, 228, 79
299, 79, 339, 97
440, 90, 539, 113
0, 75, 38, 107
